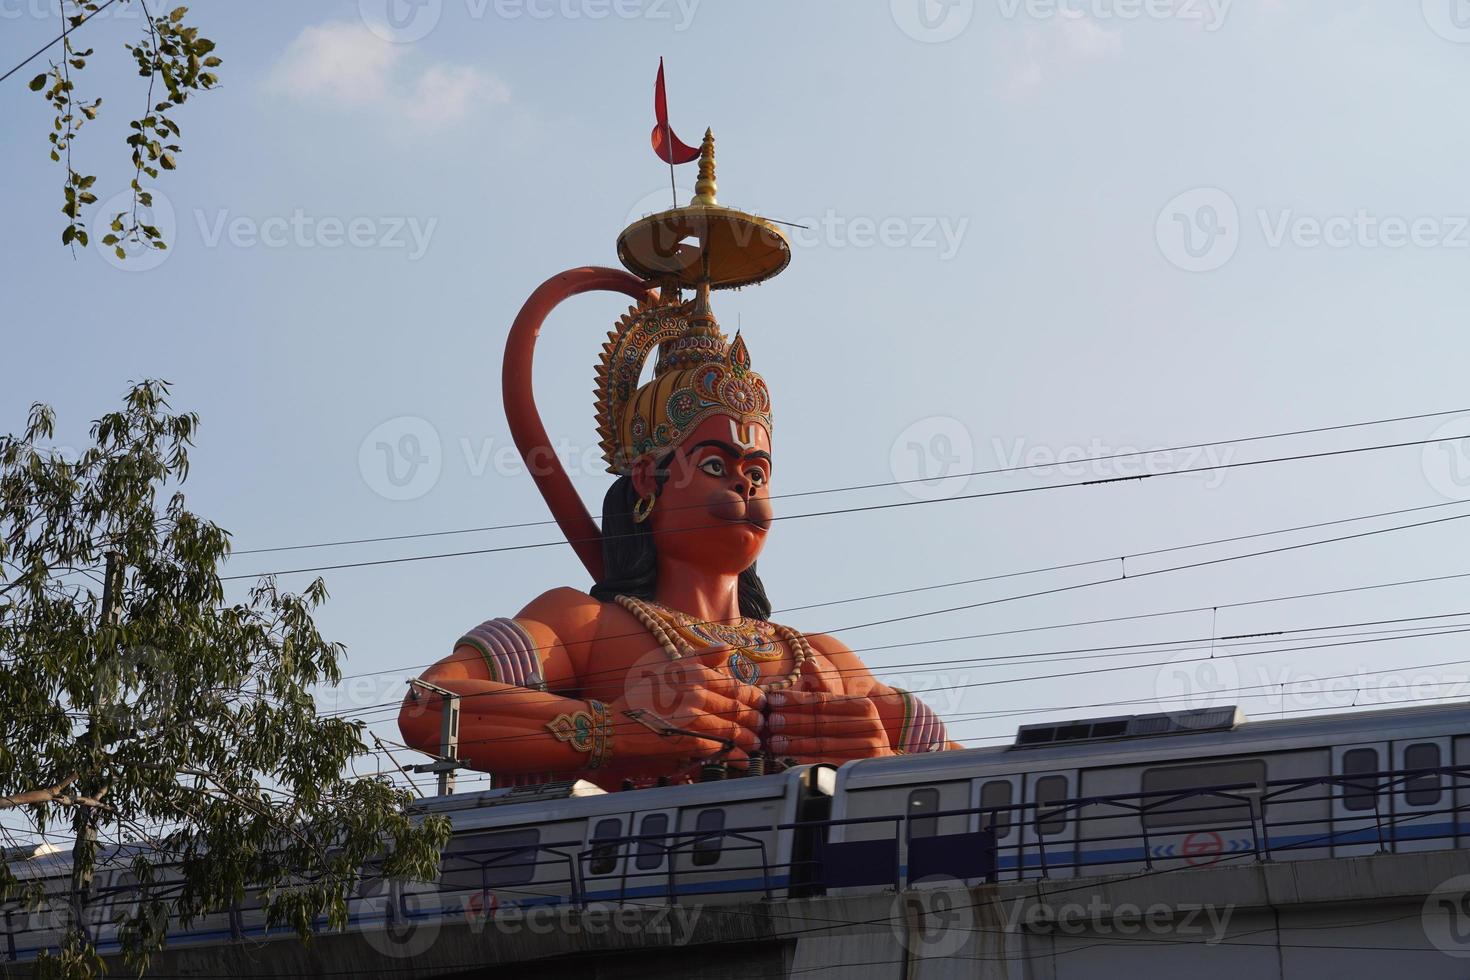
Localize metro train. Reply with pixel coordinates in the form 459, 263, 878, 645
7, 699, 1470, 963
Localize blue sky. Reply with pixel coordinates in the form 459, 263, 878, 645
8, 0, 1470, 793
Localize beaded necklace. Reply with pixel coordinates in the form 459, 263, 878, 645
614, 594, 813, 692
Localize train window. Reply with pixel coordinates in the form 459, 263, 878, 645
1034, 776, 1069, 836
1404, 743, 1443, 806
112, 871, 141, 914
1142, 760, 1265, 831
907, 788, 941, 840
691, 809, 725, 867
635, 814, 670, 871
442, 829, 541, 891
1341, 748, 1380, 812
588, 819, 623, 876
980, 780, 1014, 840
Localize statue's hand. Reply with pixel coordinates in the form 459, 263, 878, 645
611, 646, 766, 765
763, 688, 894, 763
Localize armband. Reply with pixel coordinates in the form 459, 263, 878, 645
546, 699, 614, 769
893, 688, 947, 754
457, 618, 547, 691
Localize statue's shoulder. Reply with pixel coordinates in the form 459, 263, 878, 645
515, 588, 629, 644
802, 630, 857, 659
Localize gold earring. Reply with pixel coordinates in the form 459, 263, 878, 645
632, 493, 657, 524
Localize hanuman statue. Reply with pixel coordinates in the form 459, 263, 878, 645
400, 129, 954, 790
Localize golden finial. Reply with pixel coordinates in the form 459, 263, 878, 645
691, 129, 717, 206
616, 126, 790, 290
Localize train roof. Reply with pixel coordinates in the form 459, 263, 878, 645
413, 765, 832, 829
838, 700, 1470, 790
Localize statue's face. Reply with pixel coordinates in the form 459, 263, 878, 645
632, 412, 773, 574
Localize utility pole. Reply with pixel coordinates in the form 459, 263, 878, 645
404, 679, 467, 796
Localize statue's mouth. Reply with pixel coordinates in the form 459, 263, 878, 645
708, 496, 772, 531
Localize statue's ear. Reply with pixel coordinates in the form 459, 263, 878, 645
630, 455, 662, 499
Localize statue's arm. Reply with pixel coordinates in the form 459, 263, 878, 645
397, 588, 619, 780
398, 589, 759, 785
807, 633, 962, 754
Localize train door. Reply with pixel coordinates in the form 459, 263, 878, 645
626, 808, 677, 903
581, 813, 631, 903
1331, 742, 1388, 857
1020, 770, 1077, 879
970, 775, 1021, 882
1392, 737, 1453, 853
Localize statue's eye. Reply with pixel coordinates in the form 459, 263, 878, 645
748, 468, 767, 486
698, 457, 725, 477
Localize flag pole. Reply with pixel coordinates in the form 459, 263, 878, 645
662, 58, 677, 208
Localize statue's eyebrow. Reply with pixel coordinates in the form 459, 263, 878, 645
688, 440, 771, 463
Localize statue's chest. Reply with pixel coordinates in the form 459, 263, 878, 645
583, 608, 840, 699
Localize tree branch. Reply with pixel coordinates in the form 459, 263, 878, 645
0, 774, 75, 809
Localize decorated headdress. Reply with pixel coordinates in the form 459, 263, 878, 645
593, 294, 771, 474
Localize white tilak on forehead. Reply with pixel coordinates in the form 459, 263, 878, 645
729, 418, 759, 451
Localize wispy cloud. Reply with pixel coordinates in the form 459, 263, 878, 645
265, 21, 509, 129
1001, 12, 1124, 99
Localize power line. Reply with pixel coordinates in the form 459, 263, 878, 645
221, 430, 1470, 582
232, 404, 1470, 557
0, 0, 121, 85
335, 618, 1470, 754
314, 498, 1470, 716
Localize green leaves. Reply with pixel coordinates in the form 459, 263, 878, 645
1, 383, 447, 980
29, 2, 221, 260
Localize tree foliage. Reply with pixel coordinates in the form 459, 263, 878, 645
0, 382, 449, 979
28, 1, 220, 259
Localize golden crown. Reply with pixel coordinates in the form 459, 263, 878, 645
593, 295, 771, 475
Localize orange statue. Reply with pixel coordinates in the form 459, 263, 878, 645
400, 128, 955, 791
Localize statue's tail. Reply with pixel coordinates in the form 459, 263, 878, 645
502, 267, 658, 582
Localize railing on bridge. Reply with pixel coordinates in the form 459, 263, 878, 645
5, 763, 1469, 961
